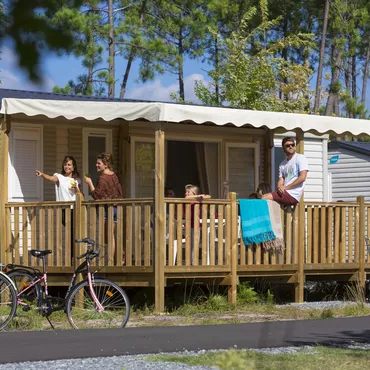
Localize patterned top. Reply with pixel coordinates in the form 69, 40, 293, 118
91, 173, 123, 200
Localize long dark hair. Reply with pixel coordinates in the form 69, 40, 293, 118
61, 156, 80, 179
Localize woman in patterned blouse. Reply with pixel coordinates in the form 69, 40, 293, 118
84, 152, 123, 263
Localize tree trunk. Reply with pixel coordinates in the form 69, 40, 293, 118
108, 0, 115, 98
314, 0, 329, 113
361, 41, 370, 118
325, 45, 343, 116
344, 48, 351, 118
178, 30, 185, 101
352, 54, 357, 102
119, 54, 133, 100
214, 36, 219, 105
281, 19, 288, 101
119, 0, 147, 99
87, 25, 94, 95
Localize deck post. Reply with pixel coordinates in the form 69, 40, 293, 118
74, 192, 84, 269
154, 124, 165, 312
357, 196, 366, 288
0, 115, 10, 264
264, 130, 274, 185
295, 128, 305, 303
228, 192, 238, 305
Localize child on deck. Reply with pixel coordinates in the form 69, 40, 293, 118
184, 184, 211, 265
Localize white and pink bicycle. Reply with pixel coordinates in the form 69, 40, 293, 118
5, 238, 130, 330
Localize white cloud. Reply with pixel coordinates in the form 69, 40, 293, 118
0, 46, 55, 91
126, 73, 208, 103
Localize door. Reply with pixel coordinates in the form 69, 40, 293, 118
225, 143, 259, 198
8, 126, 42, 202
83, 128, 112, 198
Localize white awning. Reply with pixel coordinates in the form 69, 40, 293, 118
1, 97, 367, 136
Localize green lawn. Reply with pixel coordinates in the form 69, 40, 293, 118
147, 346, 370, 370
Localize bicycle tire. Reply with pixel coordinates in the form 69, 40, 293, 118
0, 272, 17, 331
7, 270, 42, 306
66, 278, 130, 329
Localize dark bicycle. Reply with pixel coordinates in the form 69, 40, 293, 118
5, 238, 130, 329
0, 270, 17, 330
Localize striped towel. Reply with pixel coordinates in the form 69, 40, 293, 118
239, 199, 276, 245
239, 199, 285, 253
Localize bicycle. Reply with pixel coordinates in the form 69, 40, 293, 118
5, 238, 130, 330
0, 270, 17, 330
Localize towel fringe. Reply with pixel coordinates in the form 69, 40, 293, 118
262, 238, 285, 254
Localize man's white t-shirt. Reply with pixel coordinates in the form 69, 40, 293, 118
278, 153, 309, 201
54, 173, 80, 201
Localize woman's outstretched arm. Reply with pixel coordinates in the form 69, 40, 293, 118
35, 170, 58, 183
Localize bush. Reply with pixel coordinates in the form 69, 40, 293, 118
237, 282, 259, 304
204, 294, 229, 311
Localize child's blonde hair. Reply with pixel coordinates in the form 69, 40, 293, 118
185, 184, 200, 196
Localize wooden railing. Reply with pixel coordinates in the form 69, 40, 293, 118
305, 202, 361, 265
164, 198, 233, 267
3, 195, 370, 307
4, 197, 154, 268
4, 201, 74, 267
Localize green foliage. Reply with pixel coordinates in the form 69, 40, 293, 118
4, 0, 84, 82
214, 349, 250, 370
265, 289, 275, 306
343, 303, 370, 317
194, 0, 315, 112
237, 281, 259, 304
204, 294, 229, 311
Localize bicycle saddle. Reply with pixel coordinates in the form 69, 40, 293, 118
30, 249, 52, 258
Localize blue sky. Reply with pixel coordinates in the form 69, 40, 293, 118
1, 44, 370, 114
0, 45, 208, 102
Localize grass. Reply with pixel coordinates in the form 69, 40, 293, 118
4, 280, 370, 331
8, 298, 369, 331
146, 346, 370, 370
129, 299, 370, 328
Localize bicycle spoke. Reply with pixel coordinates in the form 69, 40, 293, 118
0, 274, 17, 331
66, 279, 130, 329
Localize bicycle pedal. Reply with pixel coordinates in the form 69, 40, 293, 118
22, 305, 30, 312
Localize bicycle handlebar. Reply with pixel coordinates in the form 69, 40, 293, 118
77, 249, 100, 260
75, 238, 95, 245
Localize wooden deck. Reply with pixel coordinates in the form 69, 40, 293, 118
2, 194, 370, 311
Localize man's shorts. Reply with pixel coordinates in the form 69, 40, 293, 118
271, 190, 298, 206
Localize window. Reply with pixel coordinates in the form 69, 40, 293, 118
131, 138, 155, 198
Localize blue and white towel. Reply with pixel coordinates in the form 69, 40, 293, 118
239, 199, 276, 246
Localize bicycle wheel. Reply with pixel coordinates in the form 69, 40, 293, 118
66, 278, 130, 329
0, 273, 17, 331
7, 270, 42, 330
7, 270, 42, 306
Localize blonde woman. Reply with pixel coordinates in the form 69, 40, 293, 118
184, 184, 211, 265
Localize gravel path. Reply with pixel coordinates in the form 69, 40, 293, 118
0, 353, 215, 370
2, 343, 370, 370
277, 300, 370, 310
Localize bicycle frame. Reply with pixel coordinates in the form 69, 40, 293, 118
9, 245, 105, 313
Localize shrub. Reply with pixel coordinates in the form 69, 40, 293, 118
237, 282, 259, 305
